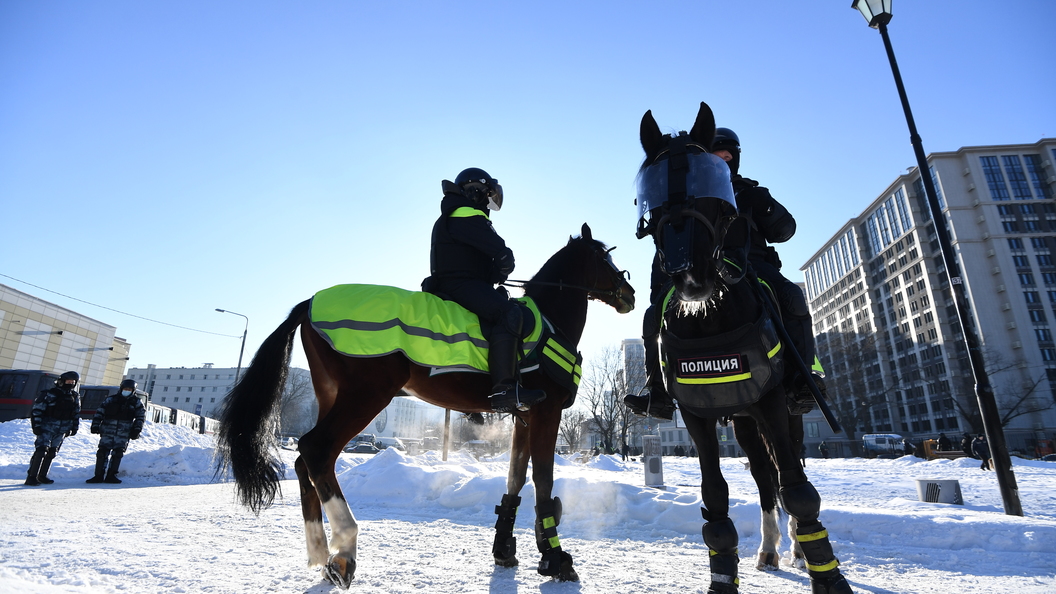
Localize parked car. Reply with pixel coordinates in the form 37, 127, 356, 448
1042, 453, 1056, 462
344, 443, 380, 454
375, 437, 406, 451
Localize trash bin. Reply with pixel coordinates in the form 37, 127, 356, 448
915, 479, 963, 505
643, 435, 664, 488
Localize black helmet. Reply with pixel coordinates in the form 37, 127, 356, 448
120, 379, 137, 391
59, 371, 79, 389
712, 127, 741, 175
454, 167, 503, 211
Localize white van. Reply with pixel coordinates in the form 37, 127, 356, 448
862, 433, 904, 457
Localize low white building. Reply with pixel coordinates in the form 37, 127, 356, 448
1, 283, 130, 385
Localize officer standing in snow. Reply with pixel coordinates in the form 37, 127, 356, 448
25, 371, 82, 486
421, 167, 546, 414
87, 379, 146, 484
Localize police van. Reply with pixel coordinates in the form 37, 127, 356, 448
0, 369, 60, 422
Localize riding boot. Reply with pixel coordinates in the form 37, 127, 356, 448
86, 449, 109, 483
37, 447, 58, 484
488, 328, 545, 413
103, 450, 124, 483
492, 494, 521, 567
624, 338, 675, 421
25, 447, 47, 486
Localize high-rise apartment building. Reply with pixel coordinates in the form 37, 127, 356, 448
802, 139, 1056, 453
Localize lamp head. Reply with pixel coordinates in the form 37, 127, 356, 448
852, 0, 892, 29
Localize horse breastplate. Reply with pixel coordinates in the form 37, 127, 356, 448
661, 310, 783, 417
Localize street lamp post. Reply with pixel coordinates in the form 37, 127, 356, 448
852, 0, 1023, 516
215, 308, 249, 384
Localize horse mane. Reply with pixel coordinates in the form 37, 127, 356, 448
524, 233, 606, 298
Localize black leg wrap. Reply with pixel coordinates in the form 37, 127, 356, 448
492, 494, 521, 566
796, 520, 852, 594
535, 497, 573, 577
702, 518, 739, 593
780, 481, 821, 524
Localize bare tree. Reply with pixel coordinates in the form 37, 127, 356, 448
580, 346, 627, 453
559, 409, 587, 453
817, 331, 887, 455
278, 368, 317, 437
974, 350, 1056, 428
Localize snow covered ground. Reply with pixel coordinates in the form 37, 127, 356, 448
1, 418, 1054, 593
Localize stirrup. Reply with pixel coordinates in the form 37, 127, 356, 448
490, 384, 546, 413
623, 390, 675, 421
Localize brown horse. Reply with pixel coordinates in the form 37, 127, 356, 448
216, 223, 634, 588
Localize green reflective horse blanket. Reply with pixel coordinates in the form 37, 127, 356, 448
308, 284, 544, 374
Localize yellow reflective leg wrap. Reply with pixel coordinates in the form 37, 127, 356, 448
541, 516, 560, 550
796, 522, 840, 575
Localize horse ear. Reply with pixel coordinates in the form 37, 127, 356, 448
581, 223, 592, 241
690, 101, 716, 150
640, 110, 663, 158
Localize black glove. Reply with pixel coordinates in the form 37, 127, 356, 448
130, 429, 141, 440
90, 423, 100, 435
738, 185, 774, 213
31, 421, 42, 436
493, 248, 515, 284
67, 421, 78, 437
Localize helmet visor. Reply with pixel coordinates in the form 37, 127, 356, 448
486, 182, 503, 211
636, 152, 735, 220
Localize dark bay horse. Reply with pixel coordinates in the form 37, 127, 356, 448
216, 224, 634, 587
636, 103, 852, 594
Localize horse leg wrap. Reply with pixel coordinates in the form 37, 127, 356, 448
493, 494, 521, 565
702, 517, 739, 593
780, 481, 821, 524
796, 520, 852, 594
535, 497, 573, 577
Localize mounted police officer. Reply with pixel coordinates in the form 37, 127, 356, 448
712, 127, 820, 407
25, 370, 81, 486
421, 167, 546, 413
86, 378, 146, 484
625, 127, 819, 420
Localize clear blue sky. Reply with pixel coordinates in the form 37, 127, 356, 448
2, 2, 1054, 373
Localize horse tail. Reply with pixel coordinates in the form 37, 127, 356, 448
216, 299, 310, 514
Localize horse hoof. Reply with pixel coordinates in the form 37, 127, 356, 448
538, 551, 578, 581
322, 554, 356, 589
494, 555, 519, 568
756, 551, 780, 571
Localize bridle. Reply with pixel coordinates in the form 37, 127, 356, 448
502, 245, 632, 303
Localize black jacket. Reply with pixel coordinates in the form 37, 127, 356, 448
425, 184, 514, 286
733, 175, 796, 268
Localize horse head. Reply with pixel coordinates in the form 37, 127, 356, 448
637, 102, 748, 302
575, 223, 635, 314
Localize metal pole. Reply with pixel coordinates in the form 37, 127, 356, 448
876, 21, 1022, 516
216, 309, 249, 384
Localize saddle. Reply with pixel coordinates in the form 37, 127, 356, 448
309, 284, 583, 406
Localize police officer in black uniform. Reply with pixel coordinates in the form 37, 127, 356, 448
712, 128, 818, 399
625, 127, 818, 420
87, 378, 147, 484
421, 168, 546, 413
26, 370, 81, 486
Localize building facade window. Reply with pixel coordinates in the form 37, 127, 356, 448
1002, 155, 1033, 200
981, 156, 1010, 200
1025, 154, 1053, 199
